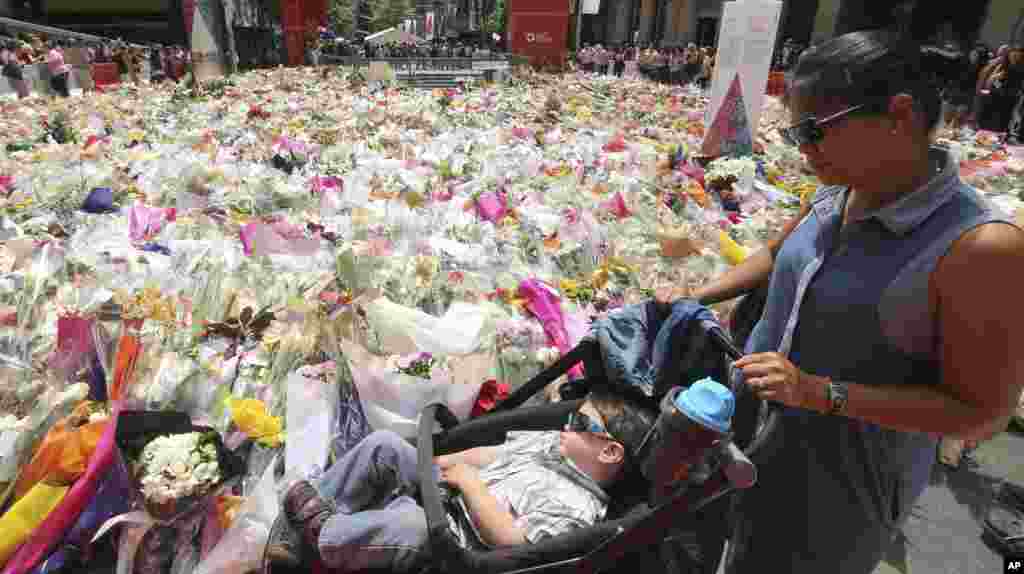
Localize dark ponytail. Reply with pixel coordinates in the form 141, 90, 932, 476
788, 30, 943, 132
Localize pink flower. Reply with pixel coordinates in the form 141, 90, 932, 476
0, 176, 13, 197
600, 192, 632, 219
603, 134, 627, 153
310, 176, 343, 195
511, 127, 533, 140
563, 208, 580, 227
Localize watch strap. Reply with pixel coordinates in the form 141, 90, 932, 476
826, 380, 848, 416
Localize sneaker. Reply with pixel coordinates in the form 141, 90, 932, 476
982, 503, 1024, 556
282, 480, 332, 549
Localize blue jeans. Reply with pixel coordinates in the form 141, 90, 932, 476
315, 430, 433, 573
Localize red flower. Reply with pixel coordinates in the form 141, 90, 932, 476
471, 379, 510, 418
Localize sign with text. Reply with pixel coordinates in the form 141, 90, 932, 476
706, 0, 782, 139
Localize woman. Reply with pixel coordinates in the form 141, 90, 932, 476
978, 46, 1024, 137
684, 43, 702, 85
681, 30, 1024, 574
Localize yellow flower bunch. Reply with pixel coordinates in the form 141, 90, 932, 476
226, 398, 282, 447
113, 287, 177, 325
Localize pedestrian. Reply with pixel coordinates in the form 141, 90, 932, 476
2, 40, 29, 99
47, 40, 70, 97
683, 29, 1024, 574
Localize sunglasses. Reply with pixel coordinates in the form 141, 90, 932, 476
565, 410, 613, 438
779, 103, 873, 147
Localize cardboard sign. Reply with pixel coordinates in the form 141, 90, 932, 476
701, 73, 754, 158
706, 1, 782, 140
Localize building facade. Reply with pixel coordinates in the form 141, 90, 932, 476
574, 0, 1022, 50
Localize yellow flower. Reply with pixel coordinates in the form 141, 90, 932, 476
560, 279, 580, 298
227, 398, 282, 447
414, 256, 440, 289
718, 231, 748, 265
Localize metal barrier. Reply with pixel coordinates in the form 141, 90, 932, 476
319, 56, 511, 74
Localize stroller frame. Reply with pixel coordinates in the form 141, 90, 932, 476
415, 318, 781, 574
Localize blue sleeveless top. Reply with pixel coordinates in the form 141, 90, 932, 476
728, 148, 1018, 574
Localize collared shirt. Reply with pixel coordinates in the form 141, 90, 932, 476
447, 431, 608, 548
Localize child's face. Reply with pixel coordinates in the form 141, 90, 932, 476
559, 402, 623, 468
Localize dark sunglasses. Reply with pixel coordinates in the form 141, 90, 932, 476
779, 103, 872, 147
565, 410, 612, 438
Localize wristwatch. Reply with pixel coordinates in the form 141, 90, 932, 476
825, 380, 849, 416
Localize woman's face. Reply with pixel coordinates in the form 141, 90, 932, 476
789, 95, 899, 188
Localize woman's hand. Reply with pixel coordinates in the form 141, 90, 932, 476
734, 352, 824, 411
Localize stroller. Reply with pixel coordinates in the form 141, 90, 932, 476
266, 301, 779, 574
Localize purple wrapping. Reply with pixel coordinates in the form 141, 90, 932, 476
29, 459, 132, 574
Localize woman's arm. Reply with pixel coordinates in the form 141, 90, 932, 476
740, 223, 1024, 437
691, 202, 812, 305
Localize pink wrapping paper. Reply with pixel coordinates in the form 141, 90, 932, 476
239, 220, 321, 257
517, 279, 584, 379
599, 192, 632, 220
49, 315, 96, 377
1, 410, 119, 574
310, 176, 342, 195
474, 191, 509, 224
128, 202, 177, 242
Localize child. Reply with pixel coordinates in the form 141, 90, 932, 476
268, 390, 656, 572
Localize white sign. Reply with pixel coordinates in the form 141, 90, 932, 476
473, 60, 511, 71
582, 0, 601, 15
706, 0, 782, 139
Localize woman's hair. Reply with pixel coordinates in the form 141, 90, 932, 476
787, 29, 943, 133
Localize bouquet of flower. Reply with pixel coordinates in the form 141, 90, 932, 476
389, 351, 449, 382
136, 432, 221, 508
117, 411, 244, 522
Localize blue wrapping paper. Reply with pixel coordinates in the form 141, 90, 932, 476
29, 459, 132, 574
81, 188, 115, 214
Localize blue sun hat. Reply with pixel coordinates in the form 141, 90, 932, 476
674, 378, 735, 434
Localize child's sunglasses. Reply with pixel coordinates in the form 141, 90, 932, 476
565, 410, 612, 438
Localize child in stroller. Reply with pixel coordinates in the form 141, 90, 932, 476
265, 301, 772, 574
267, 389, 663, 572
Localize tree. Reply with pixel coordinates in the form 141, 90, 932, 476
355, 0, 379, 39
382, 0, 412, 30
329, 0, 355, 37
484, 0, 505, 34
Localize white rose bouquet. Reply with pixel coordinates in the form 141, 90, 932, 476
136, 432, 221, 509
119, 411, 244, 522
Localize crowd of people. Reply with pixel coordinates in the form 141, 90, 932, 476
317, 37, 501, 62
577, 43, 716, 87
0, 31, 191, 99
